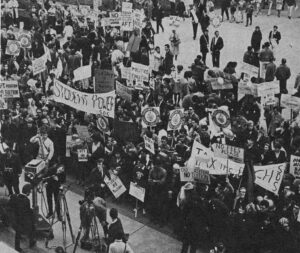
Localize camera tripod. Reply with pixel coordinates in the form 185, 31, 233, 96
45, 185, 75, 252
73, 201, 106, 253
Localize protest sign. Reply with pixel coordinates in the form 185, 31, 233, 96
0, 98, 7, 110
193, 168, 210, 184
290, 155, 300, 179
168, 109, 184, 131
75, 125, 90, 140
144, 135, 155, 154
65, 135, 81, 157
190, 140, 214, 163
52, 80, 116, 118
259, 61, 268, 79
281, 94, 300, 111
209, 77, 233, 90
240, 62, 259, 78
141, 107, 160, 127
254, 163, 286, 195
121, 66, 131, 80
0, 80, 20, 98
73, 65, 92, 82
211, 107, 231, 129
104, 175, 126, 198
96, 115, 110, 135
121, 11, 133, 31
93, 0, 99, 11
212, 143, 244, 163
77, 149, 88, 162
18, 33, 31, 48
129, 182, 145, 202
5, 40, 21, 56
109, 12, 122, 26
260, 91, 276, 106
32, 54, 47, 75
131, 62, 149, 83
94, 69, 115, 93
179, 167, 194, 182
133, 10, 143, 30
122, 1, 132, 11
116, 81, 132, 102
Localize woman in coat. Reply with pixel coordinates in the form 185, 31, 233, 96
251, 26, 262, 53
169, 29, 181, 61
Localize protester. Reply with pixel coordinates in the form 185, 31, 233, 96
210, 31, 224, 68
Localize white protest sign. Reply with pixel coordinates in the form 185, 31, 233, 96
179, 167, 194, 182
109, 12, 122, 26
168, 109, 184, 131
51, 80, 116, 118
259, 61, 268, 79
121, 11, 133, 31
121, 66, 131, 80
260, 91, 276, 106
281, 94, 300, 111
77, 149, 88, 162
254, 163, 286, 195
144, 135, 155, 154
240, 62, 259, 78
290, 155, 300, 179
129, 182, 145, 202
116, 81, 132, 102
104, 175, 126, 198
212, 143, 244, 163
73, 65, 92, 82
95, 69, 115, 93
131, 62, 149, 83
133, 9, 143, 30
0, 80, 20, 98
257, 81, 280, 96
190, 141, 213, 163
122, 2, 132, 12
193, 168, 210, 184
32, 54, 47, 75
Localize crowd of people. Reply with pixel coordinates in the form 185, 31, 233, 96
1, 0, 300, 253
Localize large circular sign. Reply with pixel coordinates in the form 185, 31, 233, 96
96, 115, 109, 133
18, 34, 31, 48
212, 16, 221, 28
212, 109, 230, 128
168, 109, 184, 130
7, 41, 21, 55
142, 107, 159, 126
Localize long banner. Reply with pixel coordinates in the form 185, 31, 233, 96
51, 80, 116, 118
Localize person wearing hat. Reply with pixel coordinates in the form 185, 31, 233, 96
30, 125, 54, 164
3, 146, 22, 195
9, 183, 36, 252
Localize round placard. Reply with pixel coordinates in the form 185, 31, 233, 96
96, 115, 109, 133
8, 41, 20, 54
168, 110, 183, 130
142, 107, 159, 126
211, 109, 230, 128
19, 34, 31, 48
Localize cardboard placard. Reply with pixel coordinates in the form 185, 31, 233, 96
167, 109, 184, 131
254, 163, 286, 195
32, 54, 47, 75
18, 33, 32, 48
212, 143, 244, 163
240, 62, 259, 78
94, 69, 115, 93
104, 175, 126, 199
109, 12, 122, 27
129, 182, 145, 202
77, 149, 88, 162
116, 81, 132, 102
5, 40, 21, 56
141, 107, 160, 127
0, 80, 20, 98
179, 167, 194, 182
75, 125, 90, 140
121, 11, 133, 31
193, 168, 210, 184
131, 62, 149, 84
290, 155, 300, 179
144, 135, 155, 154
73, 65, 92, 82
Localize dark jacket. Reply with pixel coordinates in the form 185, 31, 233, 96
269, 30, 281, 45
251, 30, 262, 51
210, 36, 224, 52
200, 34, 209, 53
107, 218, 124, 245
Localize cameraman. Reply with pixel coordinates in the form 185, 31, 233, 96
9, 183, 36, 252
44, 162, 66, 220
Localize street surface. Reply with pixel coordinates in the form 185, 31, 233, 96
1, 7, 300, 253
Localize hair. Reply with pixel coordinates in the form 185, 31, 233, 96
247, 46, 252, 51
164, 44, 170, 49
274, 142, 282, 149
274, 25, 278, 29
281, 58, 287, 64
110, 208, 118, 220
177, 65, 183, 71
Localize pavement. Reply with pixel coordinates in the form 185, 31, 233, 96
1, 7, 300, 253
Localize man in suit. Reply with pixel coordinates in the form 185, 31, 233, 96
107, 208, 124, 246
200, 29, 209, 65
9, 183, 36, 252
210, 30, 224, 68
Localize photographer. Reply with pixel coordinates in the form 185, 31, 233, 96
9, 183, 36, 252
44, 162, 66, 220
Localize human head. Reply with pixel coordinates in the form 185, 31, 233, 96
204, 29, 208, 36
22, 183, 32, 196
255, 26, 260, 31
155, 46, 160, 53
164, 44, 170, 52
109, 208, 118, 220
247, 46, 252, 52
273, 25, 278, 31
281, 58, 287, 65
239, 187, 246, 199
215, 31, 219, 37
39, 126, 48, 141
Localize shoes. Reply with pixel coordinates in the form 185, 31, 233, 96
46, 212, 53, 219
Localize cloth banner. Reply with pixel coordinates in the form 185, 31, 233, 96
94, 69, 115, 93
51, 80, 116, 118
104, 175, 126, 199
32, 54, 47, 75
144, 135, 155, 154
129, 182, 145, 202
254, 163, 286, 195
73, 65, 92, 82
212, 143, 244, 163
0, 80, 20, 98
290, 155, 300, 179
116, 81, 132, 102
